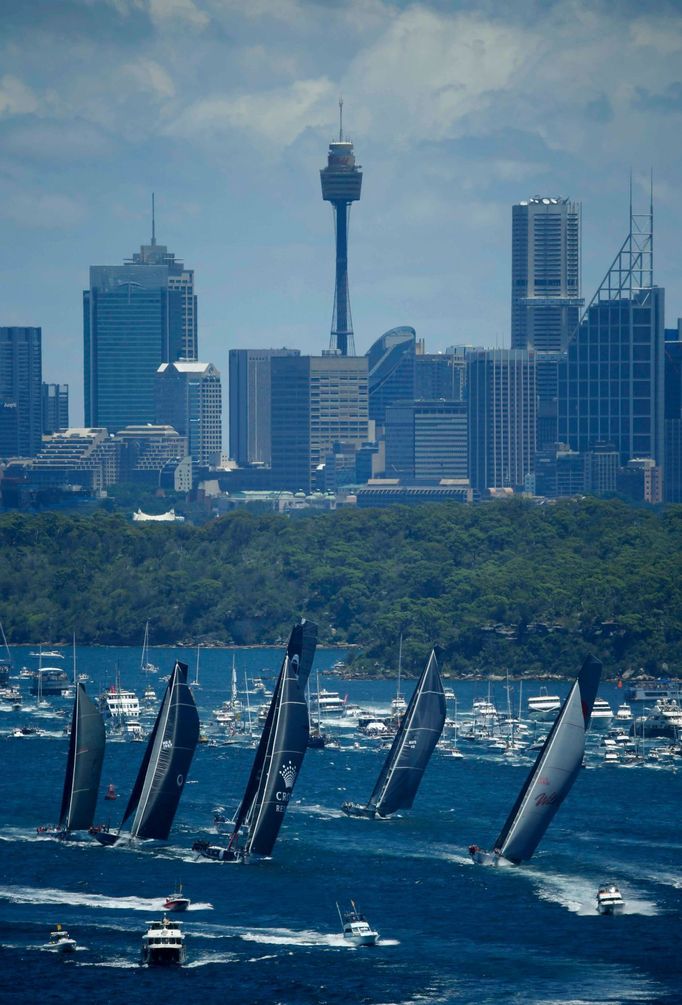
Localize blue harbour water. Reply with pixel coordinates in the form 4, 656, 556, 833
1, 644, 681, 1004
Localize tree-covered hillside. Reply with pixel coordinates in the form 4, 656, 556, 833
1, 499, 681, 678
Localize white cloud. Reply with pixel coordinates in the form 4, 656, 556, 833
123, 58, 176, 99
0, 75, 40, 117
167, 77, 334, 146
149, 0, 209, 29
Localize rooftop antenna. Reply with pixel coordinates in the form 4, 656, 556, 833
339, 96, 343, 142
151, 192, 156, 246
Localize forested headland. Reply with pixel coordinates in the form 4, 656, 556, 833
1, 499, 681, 679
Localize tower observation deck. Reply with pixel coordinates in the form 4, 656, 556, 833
320, 100, 362, 356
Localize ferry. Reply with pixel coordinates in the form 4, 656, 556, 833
624, 681, 682, 703
99, 684, 140, 721
141, 917, 186, 965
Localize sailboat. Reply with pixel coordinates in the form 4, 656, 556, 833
90, 661, 199, 846
192, 618, 318, 863
140, 621, 159, 674
468, 654, 602, 865
37, 683, 105, 838
341, 649, 446, 819
191, 645, 201, 688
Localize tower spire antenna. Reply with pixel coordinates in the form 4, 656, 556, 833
339, 96, 343, 142
151, 192, 156, 246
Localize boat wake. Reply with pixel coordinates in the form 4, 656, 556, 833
525, 869, 659, 916
0, 883, 212, 912
185, 952, 239, 967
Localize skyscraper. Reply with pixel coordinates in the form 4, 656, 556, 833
511, 196, 583, 352
42, 383, 69, 435
557, 196, 664, 468
271, 354, 368, 492
366, 326, 416, 427
385, 400, 467, 482
84, 211, 197, 434
320, 101, 362, 356
0, 326, 42, 457
229, 348, 300, 466
155, 361, 222, 466
467, 349, 536, 493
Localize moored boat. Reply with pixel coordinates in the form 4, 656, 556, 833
141, 917, 186, 965
596, 884, 625, 915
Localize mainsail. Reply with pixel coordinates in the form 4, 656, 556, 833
472, 654, 601, 865
93, 661, 199, 845
343, 649, 446, 818
193, 618, 318, 862
124, 660, 200, 840
59, 683, 105, 832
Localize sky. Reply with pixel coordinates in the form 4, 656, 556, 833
1, 0, 682, 426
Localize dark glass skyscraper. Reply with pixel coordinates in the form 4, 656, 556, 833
558, 200, 664, 467
320, 101, 362, 356
229, 348, 300, 466
0, 326, 42, 457
84, 224, 196, 433
42, 383, 69, 435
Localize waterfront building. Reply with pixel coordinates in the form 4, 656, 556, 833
320, 101, 362, 356
42, 383, 69, 435
0, 326, 42, 457
467, 349, 536, 493
155, 361, 221, 465
271, 354, 368, 492
511, 196, 583, 352
557, 198, 664, 472
366, 326, 416, 427
228, 348, 300, 466
84, 217, 197, 433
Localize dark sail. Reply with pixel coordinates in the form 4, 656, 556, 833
368, 649, 446, 817
229, 619, 318, 858
124, 661, 200, 841
493, 655, 601, 864
58, 684, 105, 832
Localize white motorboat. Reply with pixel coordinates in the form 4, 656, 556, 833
614, 702, 633, 723
141, 917, 186, 965
527, 691, 561, 720
47, 924, 77, 953
589, 697, 614, 727
596, 884, 625, 915
337, 902, 379, 946
312, 689, 347, 716
100, 683, 140, 721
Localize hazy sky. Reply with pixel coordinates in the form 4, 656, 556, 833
2, 0, 681, 425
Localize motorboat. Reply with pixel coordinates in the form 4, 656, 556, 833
311, 689, 347, 716
527, 691, 561, 720
589, 697, 614, 728
614, 702, 633, 723
596, 884, 625, 915
141, 917, 186, 965
603, 748, 620, 765
337, 902, 379, 946
163, 883, 190, 912
635, 699, 682, 739
47, 924, 77, 953
99, 683, 140, 721
105, 783, 117, 800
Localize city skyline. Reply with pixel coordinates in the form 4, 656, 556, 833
1, 1, 681, 428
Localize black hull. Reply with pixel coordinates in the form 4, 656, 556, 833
341, 802, 377, 819
89, 827, 119, 846
192, 839, 241, 862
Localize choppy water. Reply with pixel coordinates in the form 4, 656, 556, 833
0, 645, 680, 1004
